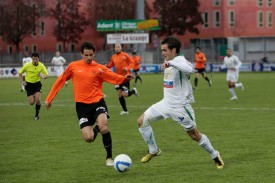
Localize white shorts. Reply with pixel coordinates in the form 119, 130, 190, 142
226, 71, 239, 82
143, 100, 196, 131
55, 66, 64, 77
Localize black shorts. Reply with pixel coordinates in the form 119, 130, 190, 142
76, 98, 109, 129
133, 69, 140, 73
25, 81, 42, 96
195, 68, 206, 74
115, 81, 130, 91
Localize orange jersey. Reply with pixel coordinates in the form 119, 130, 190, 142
194, 52, 206, 69
106, 51, 133, 76
46, 60, 126, 104
132, 55, 141, 70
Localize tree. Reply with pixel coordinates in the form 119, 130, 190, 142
153, 0, 203, 36
48, 0, 88, 51
0, 0, 40, 52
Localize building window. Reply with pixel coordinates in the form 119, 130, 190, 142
70, 44, 75, 52
202, 12, 209, 28
32, 45, 37, 53
56, 44, 62, 51
8, 46, 13, 53
69, 2, 76, 13
228, 0, 235, 6
257, 0, 263, 6
257, 11, 264, 27
39, 3, 45, 17
24, 45, 29, 53
213, 11, 221, 27
213, 0, 220, 6
266, 11, 273, 27
228, 10, 235, 27
233, 41, 239, 51
40, 21, 44, 35
0, 6, 3, 36
32, 4, 36, 35
266, 0, 272, 6
32, 24, 36, 35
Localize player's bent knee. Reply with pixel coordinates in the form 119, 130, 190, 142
137, 115, 144, 127
138, 113, 150, 128
187, 129, 201, 142
122, 92, 128, 97
100, 128, 109, 134
83, 134, 94, 143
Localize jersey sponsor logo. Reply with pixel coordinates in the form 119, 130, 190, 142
78, 70, 83, 72
164, 81, 173, 88
79, 118, 88, 125
96, 106, 106, 112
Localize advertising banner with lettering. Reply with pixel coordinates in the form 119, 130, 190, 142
96, 19, 160, 31
107, 33, 149, 44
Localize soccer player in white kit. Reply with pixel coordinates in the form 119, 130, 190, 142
20, 52, 32, 92
52, 51, 68, 85
222, 48, 244, 100
137, 36, 224, 169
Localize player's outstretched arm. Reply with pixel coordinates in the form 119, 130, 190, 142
125, 74, 134, 81
45, 102, 51, 110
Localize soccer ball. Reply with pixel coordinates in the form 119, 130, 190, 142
114, 154, 132, 173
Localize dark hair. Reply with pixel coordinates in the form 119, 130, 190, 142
161, 36, 181, 54
31, 52, 39, 58
81, 42, 96, 53
195, 46, 201, 50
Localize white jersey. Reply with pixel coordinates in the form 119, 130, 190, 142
52, 56, 66, 66
22, 57, 32, 65
223, 55, 242, 71
163, 56, 195, 107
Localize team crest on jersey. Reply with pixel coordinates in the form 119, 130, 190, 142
164, 69, 173, 79
91, 69, 98, 74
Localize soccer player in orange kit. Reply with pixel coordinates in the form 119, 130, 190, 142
45, 42, 134, 166
106, 43, 138, 115
194, 47, 212, 89
132, 51, 142, 86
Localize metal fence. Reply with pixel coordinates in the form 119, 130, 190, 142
0, 46, 225, 67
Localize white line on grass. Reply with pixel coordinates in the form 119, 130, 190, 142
1, 102, 275, 111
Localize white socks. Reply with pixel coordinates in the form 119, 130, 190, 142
235, 83, 242, 88
229, 88, 236, 97
198, 134, 217, 159
139, 125, 158, 154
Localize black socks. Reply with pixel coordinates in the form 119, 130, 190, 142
119, 96, 127, 112
102, 132, 112, 159
35, 104, 41, 117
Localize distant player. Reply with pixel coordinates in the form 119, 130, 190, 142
20, 52, 32, 92
222, 48, 244, 100
193, 47, 212, 89
19, 52, 48, 120
52, 51, 68, 86
106, 43, 138, 115
131, 51, 142, 86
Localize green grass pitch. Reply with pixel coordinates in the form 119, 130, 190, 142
0, 72, 274, 183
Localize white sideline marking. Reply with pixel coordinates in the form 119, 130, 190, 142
0, 102, 275, 111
